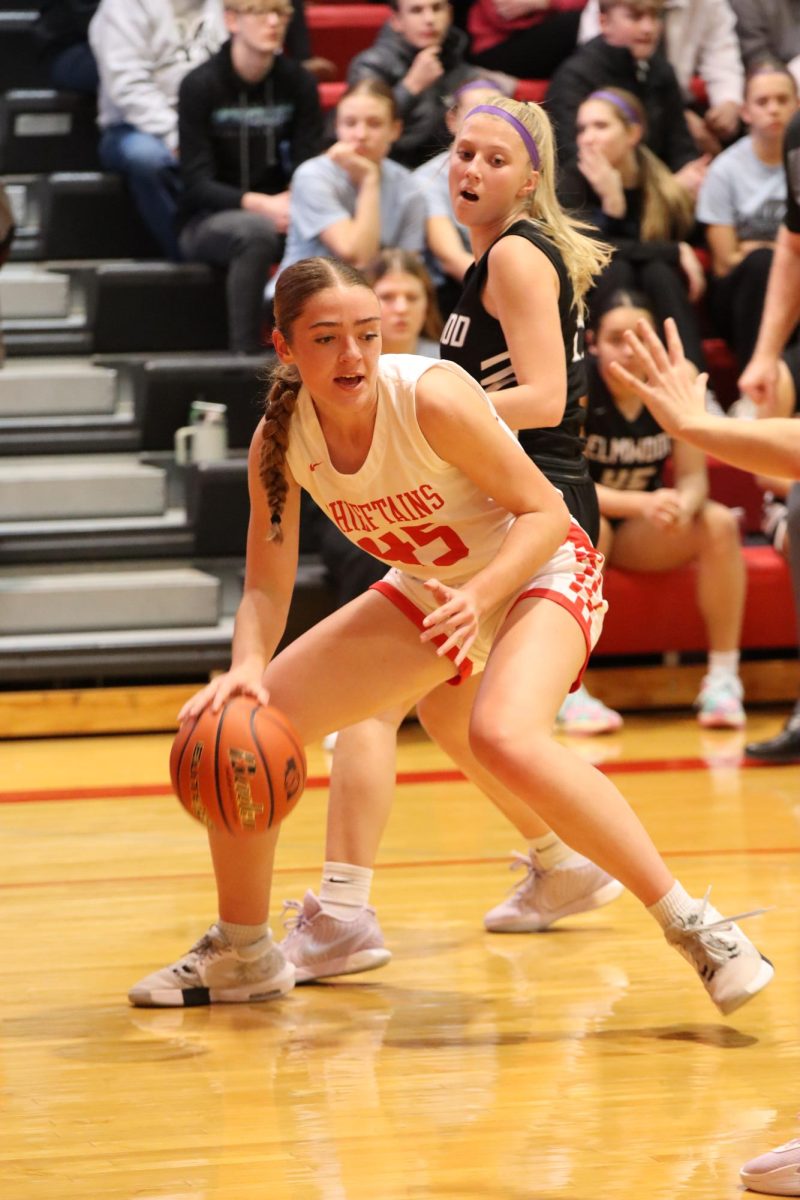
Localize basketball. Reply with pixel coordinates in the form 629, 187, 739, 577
169, 697, 306, 834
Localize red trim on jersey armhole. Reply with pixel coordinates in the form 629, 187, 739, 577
509, 587, 592, 693
370, 580, 474, 686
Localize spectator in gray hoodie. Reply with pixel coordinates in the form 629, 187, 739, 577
729, 0, 800, 91
89, 0, 227, 259
346, 0, 479, 169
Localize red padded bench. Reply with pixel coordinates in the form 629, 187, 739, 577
598, 545, 795, 658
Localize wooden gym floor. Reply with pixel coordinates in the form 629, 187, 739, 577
1, 708, 798, 1199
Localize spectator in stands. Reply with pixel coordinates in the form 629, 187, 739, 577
585, 288, 747, 728
278, 79, 426, 273
546, 0, 708, 197
698, 62, 799, 370
729, 0, 800, 92
737, 106, 800, 763
89, 0, 227, 261
0, 182, 15, 369
413, 77, 499, 310
467, 0, 585, 80
178, 0, 323, 356
559, 87, 707, 369
34, 1, 100, 94
346, 0, 481, 168
578, 0, 744, 155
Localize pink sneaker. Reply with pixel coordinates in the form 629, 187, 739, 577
556, 684, 623, 735
484, 851, 625, 932
279, 890, 391, 982
740, 1137, 800, 1196
696, 674, 746, 729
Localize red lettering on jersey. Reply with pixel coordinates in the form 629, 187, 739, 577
419, 483, 445, 511
402, 489, 433, 519
328, 500, 351, 533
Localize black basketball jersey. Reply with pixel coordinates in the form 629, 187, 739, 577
439, 219, 588, 482
583, 361, 672, 492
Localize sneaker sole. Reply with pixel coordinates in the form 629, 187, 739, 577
697, 713, 746, 730
294, 947, 392, 983
484, 878, 625, 933
716, 954, 775, 1016
739, 1165, 800, 1197
128, 961, 296, 1008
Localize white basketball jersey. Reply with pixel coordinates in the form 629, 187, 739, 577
286, 354, 531, 587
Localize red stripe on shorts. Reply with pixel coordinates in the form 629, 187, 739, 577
370, 579, 474, 686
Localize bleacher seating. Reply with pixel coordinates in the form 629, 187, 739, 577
0, 4, 796, 702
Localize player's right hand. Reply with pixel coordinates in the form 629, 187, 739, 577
739, 354, 780, 412
178, 665, 270, 723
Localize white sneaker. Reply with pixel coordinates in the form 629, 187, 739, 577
663, 890, 773, 1015
484, 851, 625, 933
555, 684, 623, 735
740, 1137, 800, 1196
280, 890, 391, 982
128, 925, 295, 1007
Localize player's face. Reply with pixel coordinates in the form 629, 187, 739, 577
449, 113, 537, 227
273, 286, 383, 412
592, 305, 657, 401
336, 95, 399, 162
391, 0, 452, 50
374, 270, 428, 346
743, 72, 798, 139
599, 3, 663, 61
225, 3, 292, 55
576, 100, 638, 168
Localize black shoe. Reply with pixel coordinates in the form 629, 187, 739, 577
745, 715, 800, 764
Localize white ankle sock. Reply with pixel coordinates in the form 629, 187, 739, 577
707, 650, 740, 679
529, 834, 574, 871
218, 919, 270, 948
647, 881, 695, 930
319, 861, 373, 921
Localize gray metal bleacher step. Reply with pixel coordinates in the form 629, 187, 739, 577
0, 90, 100, 173
0, 264, 70, 318
0, 455, 166, 520
0, 508, 194, 564
0, 566, 221, 634
0, 358, 116, 415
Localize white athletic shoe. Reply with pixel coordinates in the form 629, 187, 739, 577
740, 1138, 800, 1196
663, 890, 773, 1015
280, 890, 391, 982
484, 851, 625, 933
128, 925, 295, 1007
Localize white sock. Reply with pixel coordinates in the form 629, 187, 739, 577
218, 918, 270, 948
707, 650, 740, 680
529, 833, 574, 871
319, 861, 373, 921
647, 881, 695, 930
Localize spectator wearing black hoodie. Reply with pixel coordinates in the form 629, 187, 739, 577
177, 0, 323, 354
346, 0, 477, 169
547, 0, 708, 197
34, 0, 99, 94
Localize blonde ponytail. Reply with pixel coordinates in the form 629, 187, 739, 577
479, 97, 613, 316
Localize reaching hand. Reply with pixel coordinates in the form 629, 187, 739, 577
420, 579, 480, 667
609, 317, 708, 437
177, 664, 270, 724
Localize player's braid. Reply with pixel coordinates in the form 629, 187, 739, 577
259, 363, 301, 544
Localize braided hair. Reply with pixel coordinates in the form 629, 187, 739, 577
260, 257, 372, 541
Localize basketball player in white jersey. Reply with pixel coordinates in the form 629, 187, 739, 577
128, 257, 773, 1021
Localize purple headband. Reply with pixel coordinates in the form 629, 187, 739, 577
587, 89, 641, 125
454, 78, 501, 100
466, 104, 540, 171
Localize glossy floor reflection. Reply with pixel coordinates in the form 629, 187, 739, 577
1, 711, 798, 1199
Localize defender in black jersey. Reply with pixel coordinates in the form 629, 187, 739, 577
441, 218, 600, 543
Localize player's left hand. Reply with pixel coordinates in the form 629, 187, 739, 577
421, 579, 480, 666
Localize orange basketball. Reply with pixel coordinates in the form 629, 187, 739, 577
169, 697, 306, 834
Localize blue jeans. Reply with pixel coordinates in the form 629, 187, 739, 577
99, 124, 182, 260
50, 44, 99, 94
